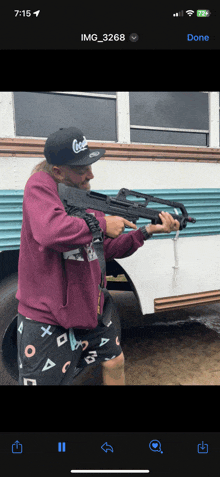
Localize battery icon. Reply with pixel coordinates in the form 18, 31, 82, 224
197, 10, 211, 17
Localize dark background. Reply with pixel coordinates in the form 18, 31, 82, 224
0, 5, 219, 49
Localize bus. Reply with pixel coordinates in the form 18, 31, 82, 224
0, 91, 220, 383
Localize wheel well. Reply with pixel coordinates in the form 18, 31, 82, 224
106, 259, 126, 278
0, 250, 19, 282
106, 259, 140, 303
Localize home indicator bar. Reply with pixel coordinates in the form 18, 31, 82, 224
70, 471, 150, 474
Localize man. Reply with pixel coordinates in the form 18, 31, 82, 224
16, 127, 179, 385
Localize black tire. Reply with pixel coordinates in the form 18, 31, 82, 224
0, 273, 19, 385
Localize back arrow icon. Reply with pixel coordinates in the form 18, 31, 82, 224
101, 442, 114, 453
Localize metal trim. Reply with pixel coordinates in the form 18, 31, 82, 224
155, 290, 220, 312
1, 139, 220, 162
49, 91, 117, 99
130, 125, 209, 134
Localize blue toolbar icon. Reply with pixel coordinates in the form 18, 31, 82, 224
58, 442, 66, 452
149, 440, 163, 454
197, 441, 208, 454
101, 442, 114, 453
12, 441, 23, 454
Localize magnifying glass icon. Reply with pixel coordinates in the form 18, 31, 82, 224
149, 440, 163, 454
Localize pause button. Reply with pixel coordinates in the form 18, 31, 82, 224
58, 442, 66, 452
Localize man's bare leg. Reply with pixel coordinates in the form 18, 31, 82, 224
101, 352, 125, 385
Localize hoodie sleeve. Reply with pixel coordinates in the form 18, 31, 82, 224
103, 228, 145, 261
23, 172, 107, 253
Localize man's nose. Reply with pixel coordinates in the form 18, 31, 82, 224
87, 169, 94, 180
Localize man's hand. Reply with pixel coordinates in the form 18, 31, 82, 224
104, 216, 137, 238
146, 211, 180, 235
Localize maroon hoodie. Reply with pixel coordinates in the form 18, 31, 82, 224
16, 171, 145, 329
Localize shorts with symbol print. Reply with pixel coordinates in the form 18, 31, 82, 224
17, 313, 122, 385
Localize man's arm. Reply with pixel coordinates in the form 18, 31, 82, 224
103, 212, 180, 261
104, 211, 179, 238
24, 173, 107, 252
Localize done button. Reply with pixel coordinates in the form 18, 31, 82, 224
187, 34, 209, 41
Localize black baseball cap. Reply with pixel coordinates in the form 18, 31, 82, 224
44, 127, 106, 166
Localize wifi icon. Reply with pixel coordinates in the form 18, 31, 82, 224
186, 10, 194, 16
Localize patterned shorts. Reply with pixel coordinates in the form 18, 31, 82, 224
17, 313, 122, 385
